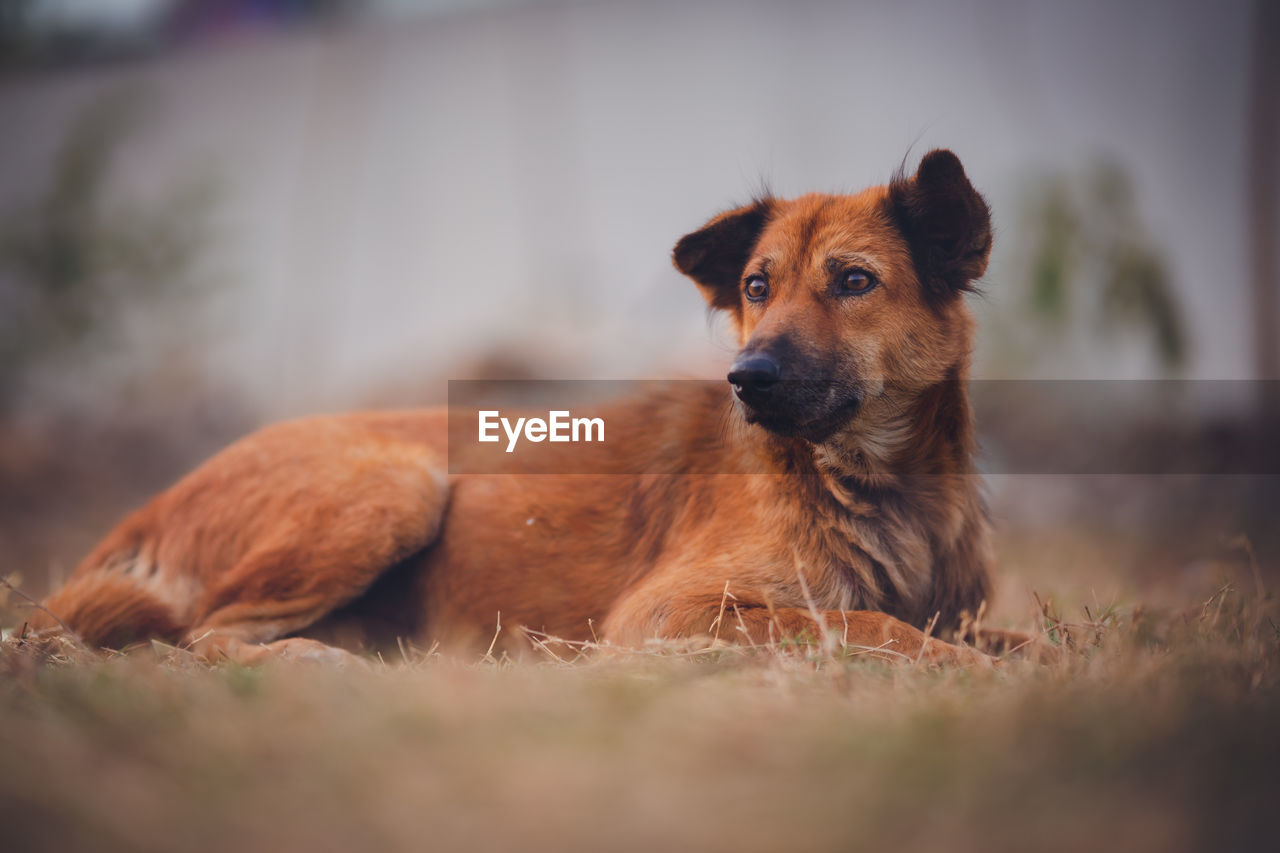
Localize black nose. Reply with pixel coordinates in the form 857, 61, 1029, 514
728, 353, 781, 394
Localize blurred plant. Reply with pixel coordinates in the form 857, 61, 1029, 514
1020, 161, 1187, 371
0, 87, 216, 414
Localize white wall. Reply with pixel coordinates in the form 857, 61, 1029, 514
0, 0, 1259, 417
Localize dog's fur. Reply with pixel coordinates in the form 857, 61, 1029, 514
30, 149, 1010, 665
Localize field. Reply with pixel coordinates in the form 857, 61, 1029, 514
2, 571, 1277, 853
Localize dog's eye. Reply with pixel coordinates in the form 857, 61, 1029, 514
744, 276, 770, 302
836, 270, 878, 296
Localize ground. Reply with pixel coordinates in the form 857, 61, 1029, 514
1, 578, 1276, 853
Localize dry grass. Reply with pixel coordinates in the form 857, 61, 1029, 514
1, 580, 1277, 853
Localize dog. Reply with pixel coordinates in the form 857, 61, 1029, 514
28, 149, 1018, 666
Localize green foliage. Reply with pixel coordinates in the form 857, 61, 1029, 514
1022, 161, 1187, 370
0, 87, 215, 412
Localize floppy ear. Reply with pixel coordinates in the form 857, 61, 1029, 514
672, 199, 773, 313
889, 149, 992, 300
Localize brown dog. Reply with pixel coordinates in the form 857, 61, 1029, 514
31, 149, 1011, 665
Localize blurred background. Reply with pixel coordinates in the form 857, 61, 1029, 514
0, 0, 1276, 617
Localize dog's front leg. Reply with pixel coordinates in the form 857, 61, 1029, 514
724, 606, 993, 666
604, 591, 992, 666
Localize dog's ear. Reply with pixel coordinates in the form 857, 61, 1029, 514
672, 200, 773, 312
889, 149, 992, 300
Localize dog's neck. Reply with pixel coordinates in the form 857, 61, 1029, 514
808, 373, 977, 490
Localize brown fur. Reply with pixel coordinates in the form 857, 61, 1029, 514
30, 150, 1011, 665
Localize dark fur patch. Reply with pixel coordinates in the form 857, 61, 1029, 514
887, 149, 993, 304
672, 198, 774, 314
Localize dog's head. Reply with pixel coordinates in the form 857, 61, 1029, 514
673, 149, 991, 442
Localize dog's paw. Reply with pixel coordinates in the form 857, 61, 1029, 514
968, 628, 1064, 664
914, 637, 997, 668
257, 637, 371, 668
192, 634, 370, 668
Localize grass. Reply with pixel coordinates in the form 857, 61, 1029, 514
1, 583, 1278, 853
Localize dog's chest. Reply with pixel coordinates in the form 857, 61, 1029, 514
798, 483, 966, 613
